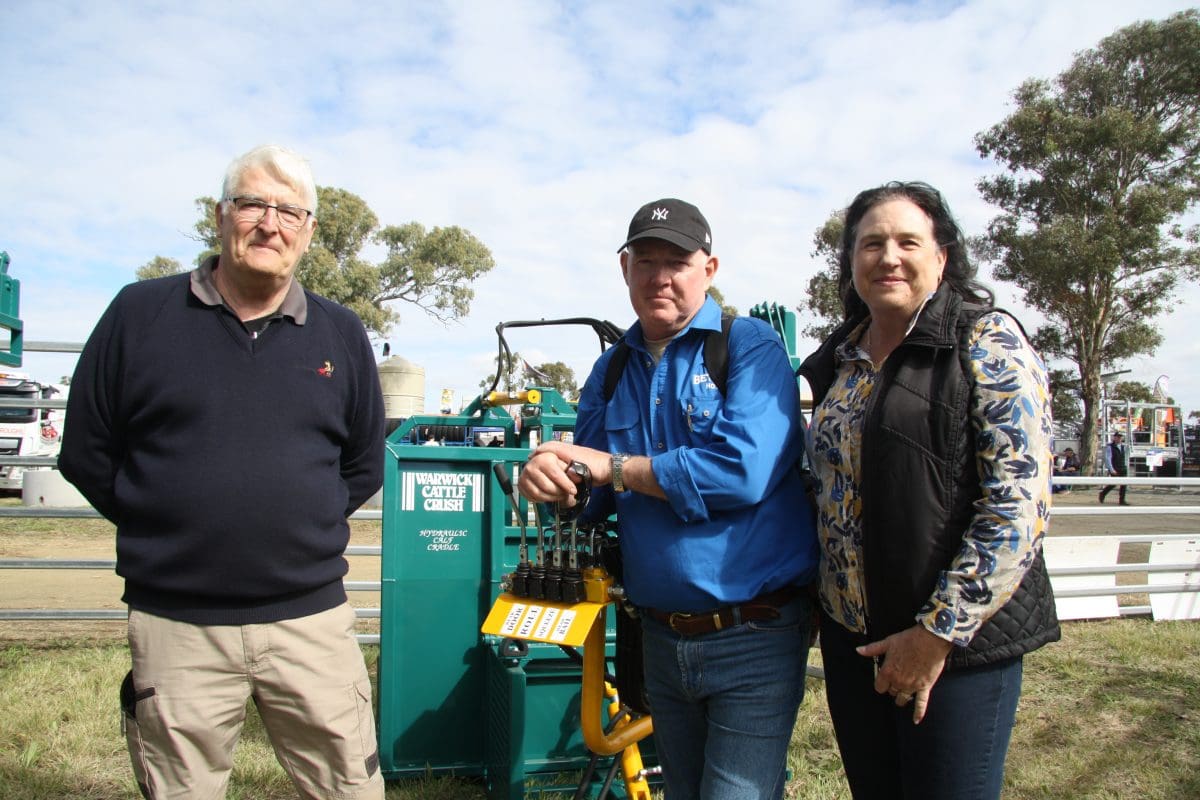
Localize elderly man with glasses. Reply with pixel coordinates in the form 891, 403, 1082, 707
60, 144, 386, 799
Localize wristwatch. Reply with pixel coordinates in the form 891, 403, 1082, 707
611, 452, 630, 493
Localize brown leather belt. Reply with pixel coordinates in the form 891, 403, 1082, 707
644, 585, 800, 636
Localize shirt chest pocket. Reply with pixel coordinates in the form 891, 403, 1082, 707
680, 395, 721, 441
604, 402, 642, 454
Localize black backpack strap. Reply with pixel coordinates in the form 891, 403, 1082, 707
603, 314, 737, 401
704, 314, 735, 395
602, 339, 633, 402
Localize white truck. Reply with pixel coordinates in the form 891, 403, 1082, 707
0, 370, 66, 492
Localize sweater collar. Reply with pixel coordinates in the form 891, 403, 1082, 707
190, 254, 308, 325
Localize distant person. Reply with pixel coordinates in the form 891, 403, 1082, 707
1099, 431, 1130, 505
518, 198, 819, 799
1053, 447, 1081, 493
799, 181, 1060, 800
59, 144, 386, 799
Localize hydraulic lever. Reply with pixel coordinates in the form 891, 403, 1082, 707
492, 463, 530, 596
557, 462, 591, 604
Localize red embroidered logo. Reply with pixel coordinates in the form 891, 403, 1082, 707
317, 361, 335, 378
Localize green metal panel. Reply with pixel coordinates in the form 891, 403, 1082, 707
376, 437, 656, 797
484, 644, 602, 800
0, 252, 23, 368
750, 300, 799, 374
377, 445, 516, 778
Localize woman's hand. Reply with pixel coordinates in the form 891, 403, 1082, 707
857, 625, 954, 724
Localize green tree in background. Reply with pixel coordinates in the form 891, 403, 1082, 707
801, 209, 845, 342
1048, 368, 1083, 433
1109, 380, 1156, 404
479, 352, 578, 399
974, 10, 1200, 473
140, 187, 495, 337
479, 350, 526, 393
188, 197, 221, 267
707, 285, 737, 317
135, 255, 185, 281
528, 360, 578, 400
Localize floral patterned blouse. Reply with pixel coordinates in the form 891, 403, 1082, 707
807, 311, 1053, 645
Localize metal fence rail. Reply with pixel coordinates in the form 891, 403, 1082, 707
1, 340, 394, 642
2, 342, 1196, 641
4, 480, 1198, 639
0, 515, 385, 643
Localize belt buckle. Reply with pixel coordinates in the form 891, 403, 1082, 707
667, 611, 693, 633
667, 610, 724, 634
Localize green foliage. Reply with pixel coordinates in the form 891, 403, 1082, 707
529, 360, 578, 400
189, 197, 220, 266
310, 187, 378, 263
801, 210, 845, 342
1047, 367, 1083, 430
150, 187, 495, 336
134, 256, 184, 281
974, 10, 1200, 472
479, 350, 526, 393
1109, 380, 1155, 403
707, 285, 738, 317
477, 353, 576, 399
372, 221, 495, 328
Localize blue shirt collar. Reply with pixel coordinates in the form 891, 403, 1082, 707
625, 295, 722, 351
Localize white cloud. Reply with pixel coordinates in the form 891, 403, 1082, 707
1, 0, 1197, 413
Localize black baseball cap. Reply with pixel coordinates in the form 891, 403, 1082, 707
618, 198, 712, 254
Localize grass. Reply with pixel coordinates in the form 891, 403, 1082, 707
1, 620, 1198, 799
3, 493, 1196, 797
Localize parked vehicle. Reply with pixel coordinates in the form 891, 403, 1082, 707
0, 371, 66, 491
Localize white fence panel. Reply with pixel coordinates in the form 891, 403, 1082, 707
1149, 538, 1200, 620
1043, 537, 1122, 620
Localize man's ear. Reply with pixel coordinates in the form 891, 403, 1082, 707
704, 254, 719, 290
619, 249, 631, 286
303, 217, 318, 251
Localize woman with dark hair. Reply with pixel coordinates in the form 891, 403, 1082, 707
798, 182, 1060, 799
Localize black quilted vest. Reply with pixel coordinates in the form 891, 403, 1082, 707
799, 285, 1061, 669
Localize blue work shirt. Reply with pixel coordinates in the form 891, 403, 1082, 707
575, 297, 819, 612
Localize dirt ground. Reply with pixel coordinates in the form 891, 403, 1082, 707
1, 486, 1197, 642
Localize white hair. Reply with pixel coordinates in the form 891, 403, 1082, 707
220, 144, 318, 218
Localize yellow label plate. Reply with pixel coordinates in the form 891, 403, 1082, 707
481, 593, 606, 647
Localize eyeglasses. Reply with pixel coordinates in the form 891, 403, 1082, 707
225, 196, 313, 230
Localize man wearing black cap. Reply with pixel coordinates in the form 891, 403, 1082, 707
1099, 431, 1131, 505
520, 198, 819, 799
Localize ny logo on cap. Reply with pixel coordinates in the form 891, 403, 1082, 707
652, 208, 669, 221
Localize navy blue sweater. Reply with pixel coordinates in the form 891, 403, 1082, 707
59, 268, 385, 624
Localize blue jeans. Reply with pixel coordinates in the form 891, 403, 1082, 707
819, 611, 1023, 800
640, 592, 813, 800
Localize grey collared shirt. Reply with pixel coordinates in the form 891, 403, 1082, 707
190, 255, 307, 336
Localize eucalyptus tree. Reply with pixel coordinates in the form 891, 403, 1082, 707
140, 186, 495, 338
801, 210, 845, 343
974, 10, 1200, 471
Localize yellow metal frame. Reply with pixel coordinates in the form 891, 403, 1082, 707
482, 571, 655, 797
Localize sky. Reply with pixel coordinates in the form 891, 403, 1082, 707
2, 0, 1198, 418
